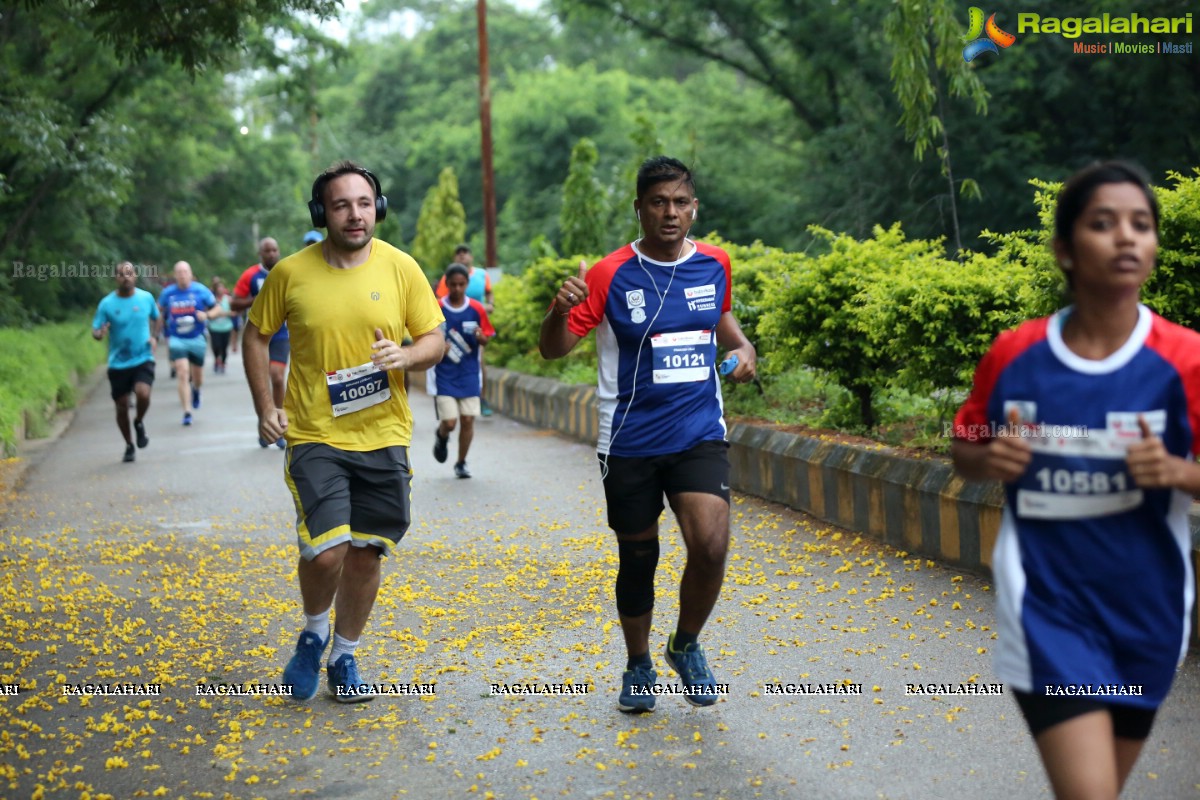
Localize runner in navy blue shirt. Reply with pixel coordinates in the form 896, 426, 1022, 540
952, 161, 1200, 799
428, 263, 495, 478
540, 156, 757, 712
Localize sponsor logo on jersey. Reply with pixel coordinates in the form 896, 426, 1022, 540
1106, 410, 1165, 438
626, 289, 645, 309
1003, 399, 1037, 423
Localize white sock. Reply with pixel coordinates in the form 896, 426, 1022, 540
303, 608, 330, 638
328, 633, 359, 666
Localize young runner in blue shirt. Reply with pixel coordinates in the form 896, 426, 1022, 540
952, 161, 1200, 799
428, 263, 495, 478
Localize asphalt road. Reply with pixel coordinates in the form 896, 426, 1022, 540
1, 350, 1197, 800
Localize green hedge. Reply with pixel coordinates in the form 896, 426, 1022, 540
0, 320, 107, 454
489, 168, 1200, 440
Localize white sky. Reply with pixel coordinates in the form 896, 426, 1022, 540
322, 0, 545, 41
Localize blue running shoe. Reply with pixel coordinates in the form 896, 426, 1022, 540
617, 663, 657, 713
282, 629, 328, 701
182, 412, 192, 426
191, 387, 201, 409
664, 634, 719, 707
328, 654, 375, 703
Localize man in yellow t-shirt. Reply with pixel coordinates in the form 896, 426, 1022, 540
245, 160, 445, 704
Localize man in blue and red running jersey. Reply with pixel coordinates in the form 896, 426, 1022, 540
157, 260, 218, 426
428, 263, 495, 478
539, 156, 757, 713
232, 236, 288, 447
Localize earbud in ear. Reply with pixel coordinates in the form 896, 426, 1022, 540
1062, 258, 1073, 268
691, 207, 697, 220
636, 209, 641, 222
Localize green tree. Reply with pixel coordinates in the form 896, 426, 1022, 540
559, 138, 608, 257
884, 0, 987, 254
411, 166, 467, 280
0, 0, 344, 323
25, 0, 341, 73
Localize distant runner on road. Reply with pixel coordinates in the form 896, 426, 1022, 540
428, 262, 495, 479
157, 261, 217, 427
92, 261, 158, 463
233, 237, 287, 448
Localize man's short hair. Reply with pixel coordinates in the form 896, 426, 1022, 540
313, 160, 381, 205
454, 244, 471, 255
636, 156, 695, 199
444, 263, 470, 282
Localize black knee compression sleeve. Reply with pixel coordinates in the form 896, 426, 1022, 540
615, 538, 659, 617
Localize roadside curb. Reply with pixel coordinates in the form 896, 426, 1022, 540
485, 366, 1200, 648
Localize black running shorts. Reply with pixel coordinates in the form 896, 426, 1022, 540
108, 361, 155, 400
284, 443, 413, 560
598, 439, 730, 535
1013, 690, 1157, 741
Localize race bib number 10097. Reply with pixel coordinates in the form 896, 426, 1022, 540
326, 362, 391, 418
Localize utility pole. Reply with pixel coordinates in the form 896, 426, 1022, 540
476, 0, 498, 269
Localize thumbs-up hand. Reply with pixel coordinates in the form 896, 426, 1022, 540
1126, 414, 1178, 488
370, 327, 406, 371
554, 260, 589, 316
985, 407, 1033, 482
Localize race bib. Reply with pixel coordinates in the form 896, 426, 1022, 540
1016, 429, 1144, 520
176, 315, 196, 335
650, 329, 713, 384
326, 361, 391, 417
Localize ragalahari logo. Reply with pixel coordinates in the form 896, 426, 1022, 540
963, 7, 1017, 61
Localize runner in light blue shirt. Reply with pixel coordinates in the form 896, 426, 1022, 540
92, 261, 159, 462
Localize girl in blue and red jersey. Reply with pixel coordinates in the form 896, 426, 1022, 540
952, 161, 1200, 799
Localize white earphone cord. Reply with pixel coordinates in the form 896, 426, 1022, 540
599, 234, 691, 481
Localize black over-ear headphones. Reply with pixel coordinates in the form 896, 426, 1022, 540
308, 167, 388, 228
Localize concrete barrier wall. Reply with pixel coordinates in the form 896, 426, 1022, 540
484, 366, 1200, 647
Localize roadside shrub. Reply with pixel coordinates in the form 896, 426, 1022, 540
706, 234, 804, 361
983, 170, 1200, 331
489, 255, 597, 379
758, 224, 919, 428
865, 249, 1032, 420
